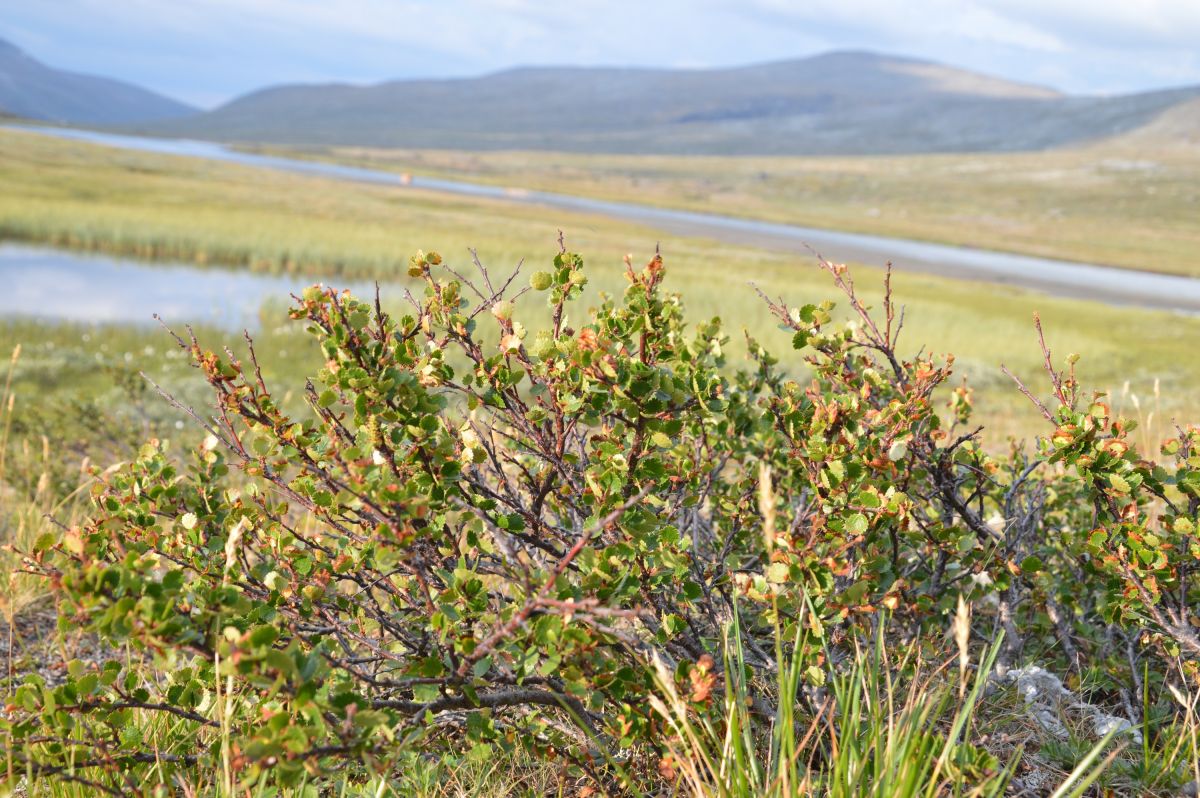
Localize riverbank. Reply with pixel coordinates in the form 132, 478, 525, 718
12, 124, 1200, 311
3, 125, 1200, 438
245, 138, 1200, 280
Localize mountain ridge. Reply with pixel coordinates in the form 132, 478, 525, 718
0, 36, 195, 125
2, 36, 1195, 155
141, 50, 1197, 154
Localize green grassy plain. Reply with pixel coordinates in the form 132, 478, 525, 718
3, 129, 1200, 798
264, 140, 1200, 277
1, 126, 1198, 441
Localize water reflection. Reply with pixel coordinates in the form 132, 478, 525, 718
0, 244, 378, 330
7, 124, 1200, 312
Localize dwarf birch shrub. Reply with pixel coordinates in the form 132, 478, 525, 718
6, 246, 1200, 793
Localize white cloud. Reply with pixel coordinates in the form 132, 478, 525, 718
737, 0, 1064, 50
3, 0, 1200, 103
981, 0, 1200, 47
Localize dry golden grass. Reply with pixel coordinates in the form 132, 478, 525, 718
279, 140, 1200, 277
3, 127, 1200, 441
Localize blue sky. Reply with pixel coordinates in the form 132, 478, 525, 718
4, 0, 1200, 108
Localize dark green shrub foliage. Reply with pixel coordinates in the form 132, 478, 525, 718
7, 247, 1200, 792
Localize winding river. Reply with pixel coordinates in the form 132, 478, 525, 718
6, 123, 1200, 314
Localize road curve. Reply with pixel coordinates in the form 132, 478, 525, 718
9, 123, 1200, 313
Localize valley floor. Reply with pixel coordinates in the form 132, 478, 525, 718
1, 126, 1199, 440
248, 138, 1200, 278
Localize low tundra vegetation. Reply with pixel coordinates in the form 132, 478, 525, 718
4, 245, 1200, 795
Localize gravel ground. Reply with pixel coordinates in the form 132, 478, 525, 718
1, 600, 119, 692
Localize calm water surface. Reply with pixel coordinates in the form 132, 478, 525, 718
7, 124, 1200, 313
0, 244, 377, 330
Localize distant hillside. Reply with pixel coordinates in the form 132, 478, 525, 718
143, 51, 1200, 155
1109, 96, 1200, 149
0, 37, 195, 125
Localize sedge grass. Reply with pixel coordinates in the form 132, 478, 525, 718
646, 604, 1131, 798
275, 139, 1200, 278
4, 128, 1200, 797
0, 343, 108, 614
3, 126, 1200, 439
